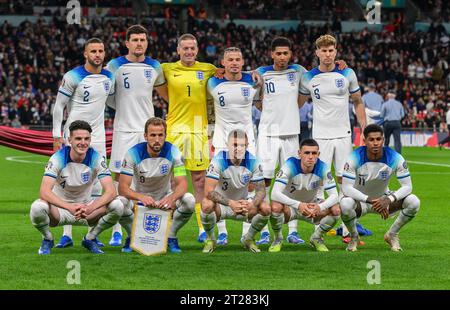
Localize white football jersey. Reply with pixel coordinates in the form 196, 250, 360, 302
54, 66, 114, 143
106, 56, 166, 132
342, 146, 410, 198
120, 141, 186, 201
207, 73, 257, 149
44, 146, 111, 203
299, 66, 360, 139
256, 64, 306, 136
206, 150, 264, 201
274, 157, 336, 203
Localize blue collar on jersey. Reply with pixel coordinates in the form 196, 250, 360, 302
72, 65, 112, 79
221, 150, 251, 168
60, 145, 94, 167
355, 146, 397, 168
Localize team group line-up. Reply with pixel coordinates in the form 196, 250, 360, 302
29, 25, 420, 255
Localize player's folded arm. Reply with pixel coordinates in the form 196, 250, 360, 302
39, 176, 71, 210
393, 175, 413, 201
341, 175, 369, 202
319, 186, 339, 211
88, 175, 116, 211
170, 174, 189, 201
271, 180, 300, 207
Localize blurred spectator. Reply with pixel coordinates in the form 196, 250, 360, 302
0, 12, 448, 133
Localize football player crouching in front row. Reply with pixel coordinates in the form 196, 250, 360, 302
30, 120, 126, 255
269, 138, 340, 252
340, 124, 420, 252
118, 117, 195, 253
201, 129, 271, 253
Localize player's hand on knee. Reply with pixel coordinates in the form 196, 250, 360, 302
299, 202, 312, 217
230, 200, 244, 215
139, 195, 156, 208
81, 205, 94, 218
372, 196, 390, 220
306, 203, 321, 218
157, 196, 176, 210
68, 204, 83, 216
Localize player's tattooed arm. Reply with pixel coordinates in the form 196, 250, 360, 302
252, 180, 266, 207
207, 190, 230, 206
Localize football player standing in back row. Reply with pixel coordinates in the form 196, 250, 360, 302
207, 46, 260, 245
340, 124, 420, 252
298, 34, 369, 242
52, 38, 115, 248
254, 37, 308, 245
106, 25, 169, 246
161, 34, 219, 243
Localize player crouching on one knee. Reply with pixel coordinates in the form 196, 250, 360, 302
340, 124, 420, 252
30, 120, 125, 255
269, 138, 340, 252
201, 129, 271, 253
118, 117, 195, 254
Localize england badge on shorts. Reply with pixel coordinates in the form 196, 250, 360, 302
144, 69, 152, 82
241, 87, 250, 101
143, 213, 161, 234
103, 81, 110, 93
196, 71, 204, 80
81, 171, 90, 183
335, 78, 344, 89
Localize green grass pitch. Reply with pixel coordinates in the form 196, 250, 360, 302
0, 145, 449, 289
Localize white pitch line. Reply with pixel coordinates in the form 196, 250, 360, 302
408, 161, 450, 168
5, 155, 46, 164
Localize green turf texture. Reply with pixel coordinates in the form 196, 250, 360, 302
0, 146, 449, 289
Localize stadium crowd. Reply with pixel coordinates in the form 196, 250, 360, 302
0, 14, 448, 132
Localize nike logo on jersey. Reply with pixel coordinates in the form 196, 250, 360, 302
174, 74, 182, 77
122, 72, 131, 76
265, 78, 273, 81
83, 86, 91, 89
139, 170, 148, 174
60, 175, 68, 179
196, 163, 203, 167
312, 84, 320, 88
218, 92, 226, 95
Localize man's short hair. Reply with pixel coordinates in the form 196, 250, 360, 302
223, 46, 241, 57
177, 33, 197, 46
84, 37, 103, 50
271, 36, 292, 51
144, 117, 167, 134
315, 34, 337, 49
227, 129, 248, 142
126, 25, 148, 41
363, 124, 384, 138
300, 138, 319, 149
69, 120, 92, 134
